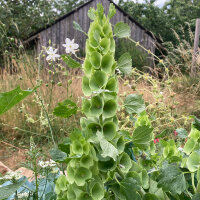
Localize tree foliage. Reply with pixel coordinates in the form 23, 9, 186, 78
118, 0, 200, 45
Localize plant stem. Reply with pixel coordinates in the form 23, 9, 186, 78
191, 172, 196, 193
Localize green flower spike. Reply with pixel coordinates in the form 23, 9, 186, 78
55, 3, 139, 200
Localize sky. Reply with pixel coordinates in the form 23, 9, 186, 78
113, 0, 168, 7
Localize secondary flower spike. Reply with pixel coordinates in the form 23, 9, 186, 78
62, 38, 79, 54
46, 47, 60, 61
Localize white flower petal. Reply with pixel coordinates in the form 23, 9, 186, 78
73, 43, 79, 49
46, 55, 52, 61
65, 38, 71, 44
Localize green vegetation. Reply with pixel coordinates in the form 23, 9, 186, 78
0, 1, 200, 200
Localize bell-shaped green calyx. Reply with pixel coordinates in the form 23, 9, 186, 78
77, 192, 93, 200
103, 121, 116, 140
90, 95, 103, 116
117, 136, 125, 154
98, 158, 117, 172
89, 70, 108, 91
82, 76, 92, 96
87, 122, 102, 134
66, 165, 75, 184
90, 52, 102, 69
90, 181, 104, 200
74, 167, 92, 186
103, 99, 117, 118
106, 77, 118, 92
103, 22, 112, 36
101, 54, 113, 73
100, 38, 110, 54
119, 152, 132, 174
71, 141, 83, 155
83, 59, 93, 77
80, 154, 94, 168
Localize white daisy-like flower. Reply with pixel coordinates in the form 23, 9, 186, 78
1, 171, 23, 180
38, 159, 56, 168
18, 192, 29, 199
62, 38, 79, 54
46, 47, 60, 61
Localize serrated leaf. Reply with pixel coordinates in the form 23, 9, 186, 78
53, 99, 77, 118
114, 22, 131, 38
192, 193, 200, 200
97, 131, 118, 161
133, 125, 153, 145
0, 178, 27, 199
157, 165, 187, 195
0, 86, 33, 115
108, 3, 116, 19
50, 148, 67, 162
124, 94, 145, 114
117, 52, 132, 75
61, 55, 81, 68
73, 21, 84, 33
120, 178, 141, 200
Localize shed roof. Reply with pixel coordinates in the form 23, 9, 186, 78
26, 0, 162, 43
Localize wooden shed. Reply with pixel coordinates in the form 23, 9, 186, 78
26, 0, 160, 65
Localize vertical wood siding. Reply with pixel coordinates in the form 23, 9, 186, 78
37, 0, 156, 66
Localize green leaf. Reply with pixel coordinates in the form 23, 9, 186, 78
157, 165, 187, 195
97, 131, 118, 161
186, 151, 200, 172
0, 86, 33, 115
53, 99, 77, 118
114, 22, 131, 38
117, 52, 132, 75
143, 193, 159, 200
124, 94, 145, 114
183, 138, 196, 155
61, 55, 81, 68
192, 193, 200, 200
175, 128, 188, 139
120, 178, 141, 200
108, 3, 116, 19
73, 21, 84, 33
133, 125, 153, 145
0, 178, 27, 200
50, 148, 67, 162
58, 138, 71, 154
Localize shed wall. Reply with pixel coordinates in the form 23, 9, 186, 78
38, 0, 156, 65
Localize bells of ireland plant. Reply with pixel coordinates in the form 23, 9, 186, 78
56, 4, 136, 200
